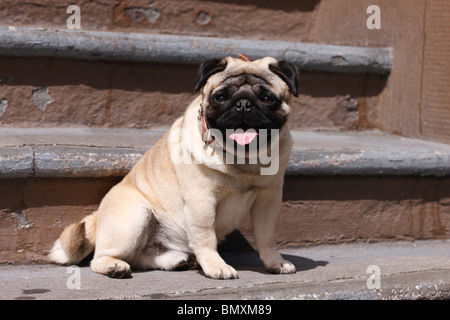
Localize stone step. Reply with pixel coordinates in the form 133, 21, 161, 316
0, 27, 391, 131
1, 240, 449, 300
0, 26, 392, 74
1, 128, 449, 264
1, 128, 450, 178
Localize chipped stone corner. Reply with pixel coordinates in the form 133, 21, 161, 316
0, 97, 7, 117
124, 7, 160, 24
13, 209, 35, 229
32, 86, 54, 112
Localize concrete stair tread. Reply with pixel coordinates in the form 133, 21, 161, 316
0, 240, 449, 300
1, 127, 450, 178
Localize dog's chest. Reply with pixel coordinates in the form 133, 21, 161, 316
214, 189, 258, 239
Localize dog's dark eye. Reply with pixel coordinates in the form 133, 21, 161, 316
262, 96, 274, 104
215, 95, 227, 103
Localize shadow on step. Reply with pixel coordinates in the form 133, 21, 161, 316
219, 230, 328, 273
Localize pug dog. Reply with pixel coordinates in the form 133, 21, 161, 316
49, 55, 299, 279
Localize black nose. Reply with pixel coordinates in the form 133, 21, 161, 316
235, 99, 252, 111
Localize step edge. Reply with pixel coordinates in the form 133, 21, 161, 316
0, 26, 392, 74
1, 129, 450, 178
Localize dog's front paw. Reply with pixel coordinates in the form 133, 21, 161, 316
267, 260, 296, 274
201, 262, 239, 280
259, 249, 296, 275
107, 261, 132, 278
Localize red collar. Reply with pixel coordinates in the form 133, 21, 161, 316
238, 54, 251, 62
198, 106, 215, 148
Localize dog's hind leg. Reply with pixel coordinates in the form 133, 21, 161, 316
90, 184, 152, 278
91, 256, 132, 278
132, 218, 193, 271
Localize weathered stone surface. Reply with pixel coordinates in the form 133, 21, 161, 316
0, 178, 121, 263
33, 146, 145, 177
0, 26, 392, 74
0, 146, 34, 178
1, 175, 449, 264
1, 241, 450, 300
2, 128, 450, 178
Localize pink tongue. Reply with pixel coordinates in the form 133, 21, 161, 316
229, 131, 259, 146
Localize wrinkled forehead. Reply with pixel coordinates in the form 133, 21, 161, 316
222, 74, 268, 86
201, 56, 290, 106
212, 74, 270, 93
214, 57, 282, 86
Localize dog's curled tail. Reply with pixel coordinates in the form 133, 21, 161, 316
48, 212, 97, 265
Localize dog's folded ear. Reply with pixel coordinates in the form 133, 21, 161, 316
195, 59, 228, 91
269, 61, 299, 97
